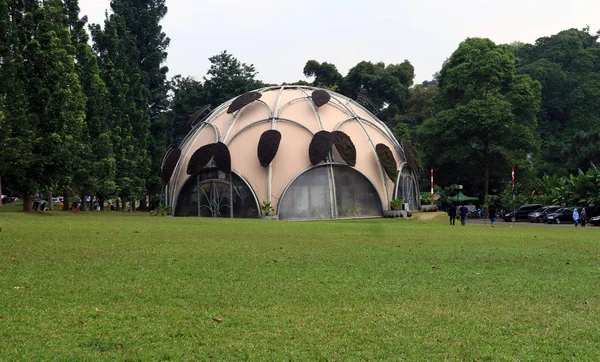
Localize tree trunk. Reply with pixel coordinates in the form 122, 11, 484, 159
483, 165, 489, 202
63, 190, 70, 211
98, 198, 105, 211
48, 192, 53, 211
0, 175, 3, 209
23, 194, 32, 212
483, 142, 490, 202
140, 196, 147, 211
116, 198, 120, 211
80, 191, 87, 211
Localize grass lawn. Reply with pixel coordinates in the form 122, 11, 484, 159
1, 207, 599, 360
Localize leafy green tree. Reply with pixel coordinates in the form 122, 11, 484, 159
0, 0, 86, 211
65, 0, 115, 209
514, 28, 600, 175
341, 60, 414, 116
168, 75, 208, 145
108, 0, 170, 205
303, 60, 343, 89
419, 38, 541, 200
91, 7, 151, 209
203, 50, 266, 107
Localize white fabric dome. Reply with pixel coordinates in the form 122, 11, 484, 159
166, 85, 420, 219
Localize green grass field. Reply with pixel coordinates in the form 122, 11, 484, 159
1, 208, 599, 360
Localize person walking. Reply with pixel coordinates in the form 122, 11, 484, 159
459, 204, 469, 226
488, 205, 497, 227
32, 194, 40, 211
448, 205, 457, 226
573, 208, 580, 227
580, 207, 587, 227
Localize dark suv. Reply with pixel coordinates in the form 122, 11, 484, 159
546, 207, 574, 224
503, 204, 543, 222
528, 205, 562, 223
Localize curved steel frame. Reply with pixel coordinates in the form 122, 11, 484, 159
169, 85, 421, 215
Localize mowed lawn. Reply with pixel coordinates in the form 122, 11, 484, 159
1, 209, 599, 360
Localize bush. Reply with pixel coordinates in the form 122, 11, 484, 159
150, 204, 170, 216
390, 198, 403, 210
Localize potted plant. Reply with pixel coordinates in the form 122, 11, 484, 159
260, 201, 278, 220
384, 198, 404, 217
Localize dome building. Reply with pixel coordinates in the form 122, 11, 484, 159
162, 86, 420, 219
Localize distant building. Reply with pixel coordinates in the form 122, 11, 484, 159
164, 86, 420, 219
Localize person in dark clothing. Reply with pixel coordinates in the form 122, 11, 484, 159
32, 194, 40, 211
488, 205, 497, 227
580, 208, 587, 227
459, 205, 469, 226
447, 205, 457, 225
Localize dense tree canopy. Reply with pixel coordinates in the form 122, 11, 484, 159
418, 38, 541, 199
513, 28, 600, 176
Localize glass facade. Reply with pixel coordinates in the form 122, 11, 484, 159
175, 169, 259, 218
278, 165, 382, 220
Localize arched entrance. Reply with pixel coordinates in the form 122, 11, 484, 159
174, 169, 259, 217
278, 165, 383, 220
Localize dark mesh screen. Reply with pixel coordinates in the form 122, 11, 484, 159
278, 166, 332, 219
175, 169, 259, 218
333, 166, 382, 217
279, 165, 382, 220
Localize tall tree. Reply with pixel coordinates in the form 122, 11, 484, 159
203, 50, 266, 107
108, 0, 170, 204
1, 0, 86, 211
168, 75, 207, 146
418, 38, 541, 199
65, 0, 115, 209
90, 0, 170, 209
303, 60, 343, 89
91, 5, 151, 208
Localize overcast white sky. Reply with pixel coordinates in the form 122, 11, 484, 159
79, 0, 600, 85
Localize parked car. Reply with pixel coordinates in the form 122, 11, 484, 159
589, 215, 600, 226
503, 204, 543, 222
528, 205, 562, 223
546, 207, 574, 224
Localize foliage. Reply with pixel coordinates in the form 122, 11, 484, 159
213, 142, 231, 173
331, 131, 356, 167
419, 38, 541, 200
514, 28, 600, 176
375, 144, 398, 183
390, 198, 404, 210
303, 60, 343, 89
257, 130, 282, 167
309, 131, 335, 165
204, 50, 266, 107
187, 144, 216, 175
150, 203, 170, 216
0, 0, 86, 210
260, 201, 274, 216
420, 192, 433, 205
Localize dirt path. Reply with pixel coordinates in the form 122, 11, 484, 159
417, 212, 441, 221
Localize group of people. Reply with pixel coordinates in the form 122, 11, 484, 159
447, 204, 472, 226
449, 204, 589, 228
573, 208, 587, 227
31, 195, 47, 211
448, 204, 498, 227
